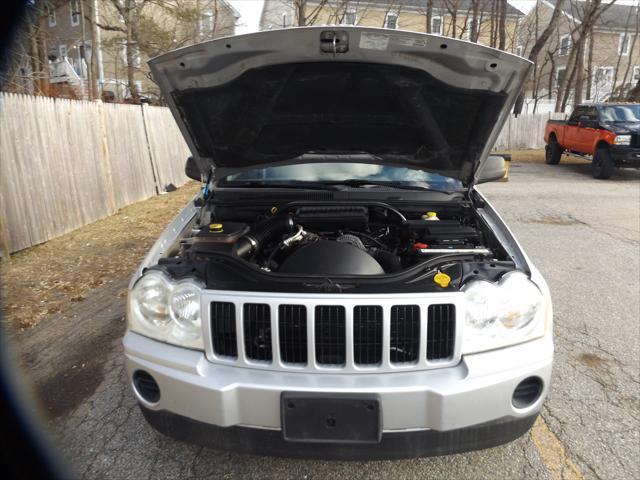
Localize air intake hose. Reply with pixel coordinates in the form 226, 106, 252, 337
233, 214, 296, 259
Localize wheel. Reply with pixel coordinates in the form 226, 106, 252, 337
545, 137, 562, 164
592, 146, 615, 179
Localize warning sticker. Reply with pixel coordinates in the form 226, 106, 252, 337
359, 32, 390, 50
359, 32, 427, 50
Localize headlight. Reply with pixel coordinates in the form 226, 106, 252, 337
128, 271, 204, 349
614, 134, 631, 145
462, 271, 546, 354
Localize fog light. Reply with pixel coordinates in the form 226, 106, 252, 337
512, 376, 543, 409
133, 370, 161, 403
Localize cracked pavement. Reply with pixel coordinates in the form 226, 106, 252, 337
9, 161, 640, 479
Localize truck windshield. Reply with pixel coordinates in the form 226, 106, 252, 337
223, 163, 464, 190
599, 105, 640, 123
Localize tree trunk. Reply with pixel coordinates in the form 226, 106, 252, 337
296, 0, 306, 27
125, 0, 138, 101
586, 26, 594, 100
426, 0, 432, 33
573, 39, 585, 107
79, 0, 93, 99
470, 0, 480, 42
88, 0, 100, 99
527, 0, 564, 63
498, 0, 507, 50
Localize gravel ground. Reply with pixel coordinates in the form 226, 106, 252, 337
6, 156, 640, 479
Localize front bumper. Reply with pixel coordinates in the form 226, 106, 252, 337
125, 331, 552, 457
611, 146, 640, 167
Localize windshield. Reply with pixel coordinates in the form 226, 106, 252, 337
223, 163, 464, 190
599, 105, 640, 123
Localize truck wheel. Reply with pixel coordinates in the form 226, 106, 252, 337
545, 138, 562, 165
592, 146, 615, 179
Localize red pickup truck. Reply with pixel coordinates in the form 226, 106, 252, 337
544, 103, 640, 179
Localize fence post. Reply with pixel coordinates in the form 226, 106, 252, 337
141, 103, 161, 195
97, 100, 117, 214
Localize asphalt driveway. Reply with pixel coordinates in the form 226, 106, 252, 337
10, 160, 640, 479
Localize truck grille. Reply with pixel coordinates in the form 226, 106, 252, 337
204, 292, 461, 373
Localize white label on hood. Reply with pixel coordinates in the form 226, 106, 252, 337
359, 32, 390, 50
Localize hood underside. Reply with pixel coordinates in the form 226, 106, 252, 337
149, 27, 532, 185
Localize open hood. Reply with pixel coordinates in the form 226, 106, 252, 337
149, 27, 531, 186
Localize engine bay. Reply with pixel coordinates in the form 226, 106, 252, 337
154, 199, 516, 293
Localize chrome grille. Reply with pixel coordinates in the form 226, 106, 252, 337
203, 291, 463, 374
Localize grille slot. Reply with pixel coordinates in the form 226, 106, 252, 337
243, 303, 272, 362
427, 304, 456, 360
279, 305, 307, 364
353, 306, 383, 365
210, 302, 238, 358
390, 305, 420, 364
315, 306, 346, 365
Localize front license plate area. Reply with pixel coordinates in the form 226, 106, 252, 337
281, 392, 382, 443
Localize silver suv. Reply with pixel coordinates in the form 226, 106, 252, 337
124, 27, 553, 459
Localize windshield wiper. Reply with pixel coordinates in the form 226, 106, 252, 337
322, 179, 459, 194
218, 180, 339, 190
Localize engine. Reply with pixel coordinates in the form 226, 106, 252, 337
180, 203, 496, 276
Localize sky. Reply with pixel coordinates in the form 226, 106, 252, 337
229, 0, 637, 34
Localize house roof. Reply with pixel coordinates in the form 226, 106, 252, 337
543, 0, 639, 31
318, 0, 524, 17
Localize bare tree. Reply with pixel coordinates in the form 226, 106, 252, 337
555, 0, 618, 111
497, 0, 507, 50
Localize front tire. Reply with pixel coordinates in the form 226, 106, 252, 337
545, 137, 562, 165
592, 146, 615, 179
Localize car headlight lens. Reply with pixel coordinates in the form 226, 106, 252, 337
614, 134, 631, 145
128, 271, 204, 350
462, 271, 546, 354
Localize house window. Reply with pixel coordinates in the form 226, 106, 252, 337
385, 12, 398, 29
48, 9, 56, 27
200, 11, 214, 36
59, 44, 67, 59
345, 9, 356, 25
633, 66, 640, 83
431, 16, 442, 35
555, 67, 566, 90
70, 0, 80, 27
559, 35, 570, 56
282, 12, 287, 28
594, 66, 614, 85
516, 45, 524, 57
619, 34, 630, 56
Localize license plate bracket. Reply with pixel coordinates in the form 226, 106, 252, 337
281, 392, 382, 443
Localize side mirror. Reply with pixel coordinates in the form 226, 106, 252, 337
476, 155, 507, 184
513, 91, 525, 117
185, 156, 203, 181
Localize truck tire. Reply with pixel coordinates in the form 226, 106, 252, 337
592, 146, 615, 179
545, 137, 562, 165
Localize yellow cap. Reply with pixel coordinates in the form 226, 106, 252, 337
434, 271, 451, 288
270, 206, 279, 215
426, 212, 437, 218
209, 223, 224, 232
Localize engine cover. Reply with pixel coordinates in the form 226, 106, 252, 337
278, 241, 385, 275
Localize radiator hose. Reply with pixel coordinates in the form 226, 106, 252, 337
233, 214, 296, 259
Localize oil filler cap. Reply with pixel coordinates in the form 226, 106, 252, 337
209, 223, 224, 233
434, 271, 451, 288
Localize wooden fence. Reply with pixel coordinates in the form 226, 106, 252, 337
0, 93, 190, 254
0, 93, 567, 255
493, 112, 567, 150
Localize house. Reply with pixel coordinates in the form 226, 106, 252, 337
43, 0, 239, 102
518, 0, 640, 111
260, 0, 524, 53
